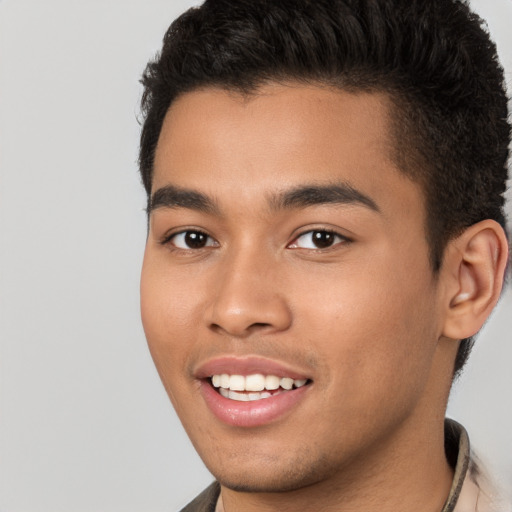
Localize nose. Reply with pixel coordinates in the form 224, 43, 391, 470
205, 249, 292, 338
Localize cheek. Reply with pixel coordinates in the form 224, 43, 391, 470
140, 253, 197, 384
297, 279, 438, 445
289, 253, 438, 384
140, 266, 200, 423
141, 247, 206, 332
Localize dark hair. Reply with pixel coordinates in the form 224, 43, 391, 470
138, 0, 510, 375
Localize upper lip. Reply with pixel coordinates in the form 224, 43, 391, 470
194, 355, 311, 381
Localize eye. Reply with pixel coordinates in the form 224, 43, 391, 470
167, 230, 218, 250
288, 230, 349, 250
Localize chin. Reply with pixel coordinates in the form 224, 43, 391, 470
217, 472, 316, 494
206, 451, 333, 494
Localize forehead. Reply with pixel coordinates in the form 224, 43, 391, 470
153, 84, 424, 222
155, 84, 392, 177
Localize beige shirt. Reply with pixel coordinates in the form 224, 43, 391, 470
181, 420, 511, 512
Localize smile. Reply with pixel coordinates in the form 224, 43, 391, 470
196, 357, 313, 427
211, 373, 309, 401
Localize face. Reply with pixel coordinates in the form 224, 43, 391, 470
141, 84, 449, 492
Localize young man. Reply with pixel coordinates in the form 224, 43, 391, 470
138, 1, 510, 511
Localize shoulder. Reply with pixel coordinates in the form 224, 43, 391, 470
450, 429, 511, 512
444, 420, 511, 512
463, 460, 512, 512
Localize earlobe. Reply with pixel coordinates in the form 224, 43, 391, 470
442, 220, 509, 340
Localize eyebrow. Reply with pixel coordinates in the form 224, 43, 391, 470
149, 185, 219, 214
270, 183, 380, 213
148, 182, 380, 215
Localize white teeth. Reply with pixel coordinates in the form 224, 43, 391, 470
228, 390, 249, 401
211, 373, 309, 396
293, 379, 307, 388
280, 377, 294, 390
245, 374, 265, 391
220, 374, 230, 388
229, 375, 245, 391
226, 390, 274, 402
265, 375, 280, 390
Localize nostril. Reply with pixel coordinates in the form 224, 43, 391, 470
251, 322, 272, 329
205, 293, 293, 337
208, 321, 274, 337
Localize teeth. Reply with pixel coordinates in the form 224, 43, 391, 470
229, 375, 245, 391
280, 377, 294, 390
211, 373, 309, 394
246, 374, 265, 391
265, 375, 280, 390
220, 374, 230, 388
229, 390, 249, 401
223, 389, 274, 401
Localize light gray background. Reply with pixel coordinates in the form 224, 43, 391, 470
0, 1, 510, 510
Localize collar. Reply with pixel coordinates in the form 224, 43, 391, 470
442, 419, 471, 512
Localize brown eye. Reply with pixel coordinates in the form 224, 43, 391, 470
185, 231, 207, 248
170, 231, 217, 249
289, 230, 348, 249
311, 231, 336, 248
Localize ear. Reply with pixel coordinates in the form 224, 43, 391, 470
441, 219, 509, 340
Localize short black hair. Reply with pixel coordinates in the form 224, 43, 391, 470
138, 0, 511, 375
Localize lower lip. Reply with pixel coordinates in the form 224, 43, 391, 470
200, 381, 310, 427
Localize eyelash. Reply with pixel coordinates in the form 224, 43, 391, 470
287, 229, 351, 250
160, 229, 218, 251
160, 227, 351, 253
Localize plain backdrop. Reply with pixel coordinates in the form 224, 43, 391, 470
0, 0, 511, 510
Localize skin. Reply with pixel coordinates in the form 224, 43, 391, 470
140, 83, 492, 512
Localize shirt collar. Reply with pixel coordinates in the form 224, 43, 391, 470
442, 419, 471, 512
